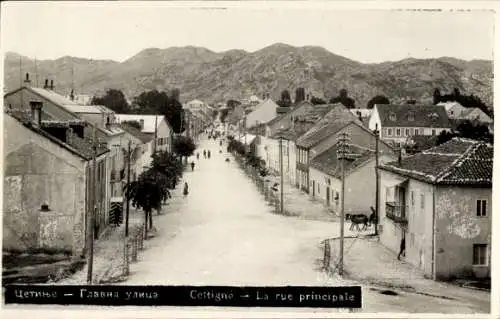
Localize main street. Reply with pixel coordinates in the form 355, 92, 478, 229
120, 136, 489, 313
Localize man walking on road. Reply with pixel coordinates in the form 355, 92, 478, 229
207, 150, 211, 159
196, 152, 199, 160
203, 150, 206, 159
397, 234, 406, 260
190, 161, 195, 171
183, 182, 189, 198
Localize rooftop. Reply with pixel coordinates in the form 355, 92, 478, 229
296, 104, 363, 148
119, 123, 153, 143
6, 109, 109, 160
310, 144, 375, 179
115, 114, 166, 134
379, 137, 493, 186
376, 104, 451, 128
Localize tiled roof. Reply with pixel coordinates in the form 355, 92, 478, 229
6, 109, 109, 160
379, 137, 492, 186
310, 144, 375, 179
119, 123, 153, 143
296, 104, 363, 148
271, 105, 335, 140
62, 104, 104, 114
266, 108, 295, 127
29, 87, 79, 106
376, 104, 451, 128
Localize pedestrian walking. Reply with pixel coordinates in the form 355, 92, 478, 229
397, 234, 406, 260
203, 150, 206, 159
207, 150, 211, 159
196, 152, 199, 160
190, 161, 195, 171
183, 182, 189, 198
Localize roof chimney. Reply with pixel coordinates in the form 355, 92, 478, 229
139, 119, 145, 129
24, 73, 31, 87
44, 79, 49, 89
30, 101, 43, 126
50, 80, 54, 90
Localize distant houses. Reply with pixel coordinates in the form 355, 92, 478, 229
245, 99, 280, 128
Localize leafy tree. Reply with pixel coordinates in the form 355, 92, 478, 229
310, 96, 326, 105
406, 99, 417, 104
277, 90, 292, 107
329, 89, 356, 109
433, 88, 441, 105
124, 169, 170, 235
453, 87, 461, 97
122, 120, 142, 130
151, 150, 184, 190
173, 135, 196, 163
295, 87, 305, 104
436, 89, 492, 118
220, 108, 230, 122
227, 99, 241, 109
170, 88, 180, 102
133, 90, 184, 133
367, 95, 390, 109
91, 89, 130, 113
436, 120, 493, 146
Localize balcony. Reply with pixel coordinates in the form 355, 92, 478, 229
386, 202, 408, 225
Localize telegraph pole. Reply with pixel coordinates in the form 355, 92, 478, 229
374, 124, 380, 236
125, 140, 132, 237
153, 115, 158, 154
279, 135, 284, 214
87, 128, 97, 284
336, 131, 351, 277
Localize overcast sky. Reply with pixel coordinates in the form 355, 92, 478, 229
1, 2, 495, 63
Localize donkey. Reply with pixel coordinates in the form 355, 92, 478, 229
349, 214, 369, 231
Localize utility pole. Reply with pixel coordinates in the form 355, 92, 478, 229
125, 140, 132, 237
153, 115, 158, 154
279, 134, 284, 214
336, 131, 351, 277
374, 124, 380, 236
87, 127, 97, 284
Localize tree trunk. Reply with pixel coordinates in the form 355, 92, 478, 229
144, 210, 148, 238
148, 210, 153, 229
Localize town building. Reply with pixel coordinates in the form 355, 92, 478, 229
64, 93, 93, 105
310, 144, 395, 214
245, 99, 280, 129
4, 106, 109, 256
295, 105, 395, 193
368, 104, 452, 146
114, 114, 173, 153
118, 123, 155, 179
378, 138, 492, 280
4, 80, 120, 235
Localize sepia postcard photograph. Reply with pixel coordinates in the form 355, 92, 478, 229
0, 1, 496, 317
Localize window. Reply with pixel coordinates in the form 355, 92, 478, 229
473, 244, 488, 266
389, 112, 397, 121
432, 129, 436, 136
396, 128, 401, 136
387, 128, 393, 136
411, 191, 415, 206
476, 200, 487, 217
408, 112, 415, 121
414, 128, 420, 136
420, 193, 425, 209
405, 128, 410, 136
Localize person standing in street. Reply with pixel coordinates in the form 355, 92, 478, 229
397, 234, 406, 260
207, 150, 211, 159
196, 152, 199, 160
190, 161, 195, 171
203, 150, 206, 159
183, 182, 189, 198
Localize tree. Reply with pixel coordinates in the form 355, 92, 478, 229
367, 95, 390, 109
453, 87, 461, 97
133, 90, 184, 133
91, 89, 130, 113
436, 120, 493, 146
173, 135, 196, 163
151, 150, 184, 191
329, 89, 356, 109
170, 88, 180, 102
433, 88, 441, 105
406, 99, 417, 104
122, 120, 142, 130
295, 88, 305, 104
124, 169, 170, 235
227, 99, 241, 109
277, 90, 292, 107
311, 96, 326, 105
220, 108, 230, 122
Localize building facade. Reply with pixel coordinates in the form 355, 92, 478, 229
378, 138, 492, 280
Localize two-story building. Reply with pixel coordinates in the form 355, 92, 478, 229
4, 82, 115, 236
368, 104, 452, 147
378, 138, 492, 280
295, 105, 395, 193
309, 144, 395, 215
114, 114, 173, 153
4, 105, 109, 256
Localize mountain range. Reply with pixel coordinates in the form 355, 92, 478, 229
3, 43, 493, 108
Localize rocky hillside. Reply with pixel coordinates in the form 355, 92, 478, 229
4, 43, 493, 108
